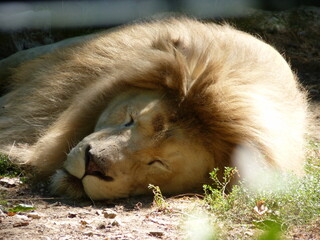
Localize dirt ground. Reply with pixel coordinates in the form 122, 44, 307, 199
1, 6, 320, 240
1, 181, 320, 240
0, 184, 203, 240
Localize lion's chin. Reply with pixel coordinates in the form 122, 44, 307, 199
50, 169, 135, 200
81, 175, 135, 200
50, 169, 86, 199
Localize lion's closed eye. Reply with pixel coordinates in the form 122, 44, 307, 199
147, 159, 170, 172
147, 159, 163, 165
124, 115, 134, 127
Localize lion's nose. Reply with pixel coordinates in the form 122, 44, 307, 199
84, 145, 114, 181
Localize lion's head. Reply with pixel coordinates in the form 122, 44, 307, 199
51, 90, 214, 199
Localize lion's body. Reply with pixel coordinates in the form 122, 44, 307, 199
0, 18, 309, 199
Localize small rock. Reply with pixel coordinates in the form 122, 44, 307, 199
149, 231, 164, 238
13, 221, 29, 227
68, 212, 77, 218
96, 222, 106, 229
27, 212, 41, 219
111, 218, 122, 227
80, 220, 88, 226
103, 209, 117, 219
83, 231, 94, 236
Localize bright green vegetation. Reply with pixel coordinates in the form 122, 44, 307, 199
7, 204, 36, 213
203, 140, 320, 239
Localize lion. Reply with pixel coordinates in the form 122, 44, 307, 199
0, 17, 309, 200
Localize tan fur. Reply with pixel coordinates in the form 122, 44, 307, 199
0, 17, 309, 199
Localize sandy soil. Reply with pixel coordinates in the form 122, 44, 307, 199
0, 185, 210, 240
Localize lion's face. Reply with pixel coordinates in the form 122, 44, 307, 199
51, 90, 213, 199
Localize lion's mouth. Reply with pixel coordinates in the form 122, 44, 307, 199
84, 171, 114, 182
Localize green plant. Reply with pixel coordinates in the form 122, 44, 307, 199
203, 167, 239, 212
148, 184, 169, 211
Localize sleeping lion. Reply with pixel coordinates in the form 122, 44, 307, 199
0, 17, 309, 199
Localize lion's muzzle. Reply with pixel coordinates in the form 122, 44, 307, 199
84, 144, 114, 182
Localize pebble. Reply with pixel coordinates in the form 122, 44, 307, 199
103, 209, 117, 219
27, 212, 41, 219
67, 212, 77, 218
83, 231, 94, 236
96, 222, 106, 229
149, 231, 164, 238
13, 221, 29, 227
111, 218, 122, 227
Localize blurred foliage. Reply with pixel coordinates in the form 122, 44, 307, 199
203, 140, 320, 239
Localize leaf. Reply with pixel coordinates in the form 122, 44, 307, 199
256, 220, 282, 240
253, 219, 281, 231
8, 204, 35, 213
